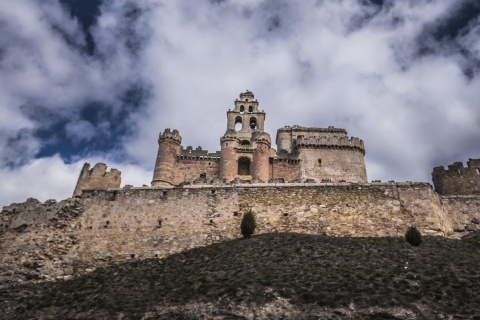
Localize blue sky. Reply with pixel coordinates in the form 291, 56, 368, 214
1, 0, 480, 207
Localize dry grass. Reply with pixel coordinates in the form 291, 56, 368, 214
1, 233, 480, 319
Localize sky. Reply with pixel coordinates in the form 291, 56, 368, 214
1, 0, 480, 207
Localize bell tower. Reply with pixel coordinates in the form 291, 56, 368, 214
225, 91, 266, 140
220, 91, 271, 182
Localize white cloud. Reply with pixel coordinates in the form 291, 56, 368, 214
2, 0, 480, 207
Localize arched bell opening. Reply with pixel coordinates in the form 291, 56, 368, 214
250, 117, 257, 130
235, 116, 243, 131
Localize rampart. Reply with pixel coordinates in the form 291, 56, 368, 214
4, 181, 476, 283
294, 136, 365, 154
432, 159, 480, 195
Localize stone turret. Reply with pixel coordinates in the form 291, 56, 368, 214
275, 125, 367, 183
252, 131, 271, 182
152, 129, 182, 187
432, 159, 480, 195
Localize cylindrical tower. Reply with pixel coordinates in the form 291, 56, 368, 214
252, 132, 271, 183
276, 127, 293, 154
219, 133, 238, 182
151, 129, 182, 187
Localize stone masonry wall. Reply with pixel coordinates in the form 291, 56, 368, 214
298, 149, 367, 183
73, 163, 121, 197
1, 183, 464, 283
174, 159, 220, 184
271, 160, 300, 182
441, 195, 480, 233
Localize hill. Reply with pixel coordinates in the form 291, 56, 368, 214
1, 233, 480, 319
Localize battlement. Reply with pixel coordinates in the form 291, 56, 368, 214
179, 146, 221, 158
159, 128, 182, 144
277, 125, 348, 135
432, 159, 480, 195
293, 136, 365, 154
73, 163, 121, 197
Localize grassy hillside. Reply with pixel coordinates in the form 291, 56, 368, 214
1, 233, 480, 319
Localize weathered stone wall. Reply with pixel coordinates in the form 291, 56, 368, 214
432, 159, 480, 195
174, 159, 220, 184
441, 195, 480, 233
1, 182, 465, 283
271, 160, 300, 182
298, 148, 367, 183
73, 163, 121, 197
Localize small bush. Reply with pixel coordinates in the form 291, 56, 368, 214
240, 210, 256, 239
405, 226, 422, 246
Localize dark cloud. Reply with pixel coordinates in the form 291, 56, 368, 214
59, 0, 103, 54
2, 0, 480, 207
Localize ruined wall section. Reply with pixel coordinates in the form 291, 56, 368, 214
432, 159, 480, 195
73, 163, 121, 197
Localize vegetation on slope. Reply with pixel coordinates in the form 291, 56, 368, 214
1, 233, 480, 319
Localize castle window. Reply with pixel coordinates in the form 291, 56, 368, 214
238, 157, 251, 175
200, 173, 206, 179
250, 117, 257, 129
318, 159, 322, 166
240, 105, 245, 114
477, 168, 480, 174
235, 116, 242, 131
241, 140, 251, 146
249, 106, 253, 112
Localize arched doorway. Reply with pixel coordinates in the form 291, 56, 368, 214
238, 157, 251, 176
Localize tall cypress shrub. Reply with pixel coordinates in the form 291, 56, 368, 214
241, 209, 256, 239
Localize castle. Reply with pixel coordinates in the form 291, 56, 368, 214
151, 91, 367, 187
1, 91, 480, 284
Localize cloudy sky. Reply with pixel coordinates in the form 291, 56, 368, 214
1, 0, 480, 207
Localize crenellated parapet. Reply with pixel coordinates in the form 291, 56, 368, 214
159, 128, 182, 145
293, 136, 365, 155
277, 125, 347, 135
252, 131, 271, 146
180, 146, 221, 158
432, 159, 480, 195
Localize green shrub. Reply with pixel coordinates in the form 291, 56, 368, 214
405, 226, 422, 246
240, 210, 256, 239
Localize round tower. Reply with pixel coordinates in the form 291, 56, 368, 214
276, 127, 293, 154
151, 129, 182, 187
252, 132, 271, 183
219, 132, 238, 182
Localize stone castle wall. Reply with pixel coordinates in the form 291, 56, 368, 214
175, 158, 220, 184
4, 182, 478, 283
298, 148, 367, 183
271, 159, 301, 182
432, 159, 480, 195
73, 163, 121, 197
